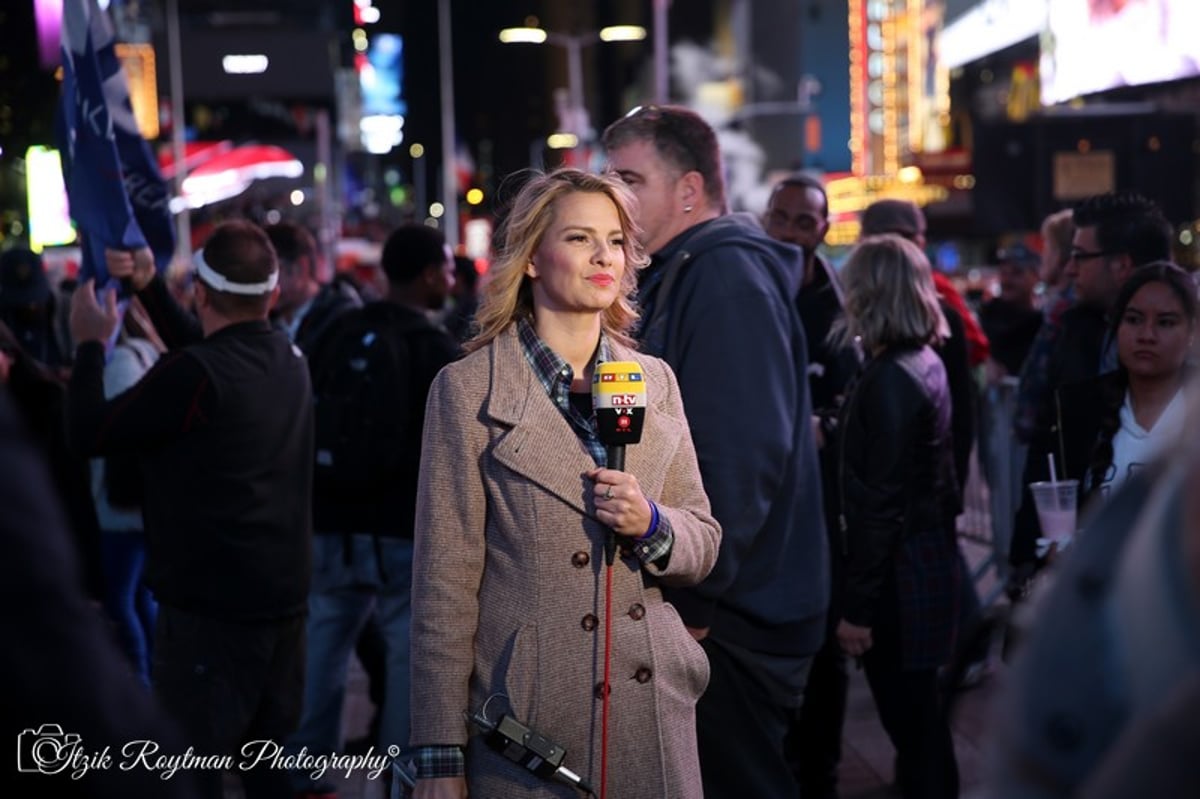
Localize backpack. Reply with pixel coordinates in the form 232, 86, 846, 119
307, 303, 425, 498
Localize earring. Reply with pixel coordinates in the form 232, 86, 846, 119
683, 205, 693, 214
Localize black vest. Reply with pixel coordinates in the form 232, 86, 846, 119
141, 320, 314, 621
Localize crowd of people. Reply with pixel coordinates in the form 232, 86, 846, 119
4, 102, 1200, 799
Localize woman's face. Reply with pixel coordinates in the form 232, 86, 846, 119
1118, 281, 1193, 381
526, 191, 627, 318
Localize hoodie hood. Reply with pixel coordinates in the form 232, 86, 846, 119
657, 212, 805, 299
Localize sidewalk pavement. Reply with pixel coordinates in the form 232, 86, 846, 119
250, 643, 1002, 799
235, 459, 1008, 799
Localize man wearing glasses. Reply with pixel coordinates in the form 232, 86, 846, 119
1009, 190, 1173, 571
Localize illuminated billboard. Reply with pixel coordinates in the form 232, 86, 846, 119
26, 146, 77, 252
1042, 0, 1200, 104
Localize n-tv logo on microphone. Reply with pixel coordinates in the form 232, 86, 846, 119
592, 361, 646, 444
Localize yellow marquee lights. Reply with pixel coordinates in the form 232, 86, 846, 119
906, 0, 922, 156
848, 0, 949, 178
882, 16, 899, 175
822, 168, 950, 245
848, 0, 865, 175
115, 43, 159, 140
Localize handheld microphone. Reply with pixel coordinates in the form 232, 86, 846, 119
592, 361, 647, 563
591, 360, 647, 471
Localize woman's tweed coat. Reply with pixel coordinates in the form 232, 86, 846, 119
410, 324, 721, 798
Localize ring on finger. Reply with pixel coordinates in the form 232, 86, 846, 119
604, 486, 614, 500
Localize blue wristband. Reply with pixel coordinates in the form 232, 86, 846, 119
637, 501, 660, 541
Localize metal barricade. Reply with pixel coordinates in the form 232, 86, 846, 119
962, 376, 1026, 607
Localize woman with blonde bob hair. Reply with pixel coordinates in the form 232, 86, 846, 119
835, 233, 950, 354
410, 167, 721, 799
833, 233, 962, 798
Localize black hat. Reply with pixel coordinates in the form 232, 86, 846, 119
0, 249, 51, 308
860, 199, 924, 239
997, 242, 1041, 271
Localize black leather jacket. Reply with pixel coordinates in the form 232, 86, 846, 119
837, 344, 960, 627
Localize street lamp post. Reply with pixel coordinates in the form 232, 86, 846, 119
499, 25, 646, 142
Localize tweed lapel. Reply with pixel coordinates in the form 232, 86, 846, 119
486, 326, 598, 515
486, 328, 688, 513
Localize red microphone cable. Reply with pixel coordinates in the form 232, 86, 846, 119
599, 538, 615, 799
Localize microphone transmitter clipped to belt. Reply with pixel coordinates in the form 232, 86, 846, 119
466, 708, 595, 795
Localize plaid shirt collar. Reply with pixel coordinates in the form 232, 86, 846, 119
517, 317, 611, 467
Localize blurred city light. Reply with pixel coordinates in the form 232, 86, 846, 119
598, 26, 646, 42
546, 132, 579, 149
25, 146, 76, 252
499, 27, 548, 44
290, 190, 305, 206
409, 142, 425, 158
429, 202, 445, 218
465, 188, 484, 205
500, 23, 647, 142
221, 54, 269, 75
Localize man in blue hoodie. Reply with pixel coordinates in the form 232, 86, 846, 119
603, 105, 830, 798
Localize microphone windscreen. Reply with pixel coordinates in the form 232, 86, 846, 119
592, 360, 647, 446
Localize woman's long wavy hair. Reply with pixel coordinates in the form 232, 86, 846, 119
1085, 261, 1197, 495
464, 168, 649, 353
831, 234, 949, 353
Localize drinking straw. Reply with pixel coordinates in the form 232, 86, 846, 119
1047, 454, 1060, 512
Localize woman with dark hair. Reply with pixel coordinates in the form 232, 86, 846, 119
0, 320, 102, 597
832, 234, 962, 799
1039, 262, 1196, 508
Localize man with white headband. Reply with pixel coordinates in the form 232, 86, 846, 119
65, 220, 314, 799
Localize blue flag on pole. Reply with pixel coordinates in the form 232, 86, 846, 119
59, 0, 174, 285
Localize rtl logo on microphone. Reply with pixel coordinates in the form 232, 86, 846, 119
593, 361, 647, 444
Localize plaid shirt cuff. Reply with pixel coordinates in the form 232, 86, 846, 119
632, 513, 674, 566
413, 745, 465, 779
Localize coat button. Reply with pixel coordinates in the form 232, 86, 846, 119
634, 667, 653, 684
572, 550, 590, 568
581, 613, 598, 632
628, 603, 646, 621
594, 681, 611, 699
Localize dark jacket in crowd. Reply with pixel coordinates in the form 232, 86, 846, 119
979, 299, 1044, 376
938, 301, 974, 506
288, 277, 363, 355
1010, 371, 1116, 567
2, 391, 199, 799
837, 345, 961, 669
1010, 303, 1108, 567
3, 352, 102, 598
990, 460, 1200, 798
797, 253, 861, 628
307, 301, 460, 538
636, 212, 830, 667
797, 254, 860, 414
67, 276, 314, 621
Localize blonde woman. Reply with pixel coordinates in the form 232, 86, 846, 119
409, 168, 720, 799
833, 234, 961, 799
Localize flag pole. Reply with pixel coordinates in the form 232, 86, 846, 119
438, 0, 458, 248
166, 0, 190, 261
